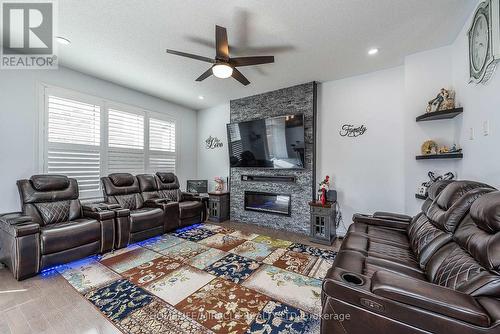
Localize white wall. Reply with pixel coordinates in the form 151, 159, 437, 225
452, 3, 500, 188
0, 66, 197, 213
402, 1, 500, 211
193, 1, 500, 234
403, 46, 459, 214
197, 68, 407, 235
196, 103, 230, 191
318, 67, 406, 234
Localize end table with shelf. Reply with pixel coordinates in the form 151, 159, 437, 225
309, 201, 337, 245
208, 192, 230, 223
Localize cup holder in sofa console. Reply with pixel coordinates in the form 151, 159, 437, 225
341, 273, 364, 286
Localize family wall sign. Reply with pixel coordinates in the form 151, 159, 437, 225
339, 124, 367, 138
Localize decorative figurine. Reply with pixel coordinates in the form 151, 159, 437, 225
439, 89, 456, 111
421, 140, 438, 155
318, 175, 330, 206
426, 88, 456, 113
214, 176, 224, 192
438, 145, 450, 154
449, 144, 463, 153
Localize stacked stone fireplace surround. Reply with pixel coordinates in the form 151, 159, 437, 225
229, 82, 316, 234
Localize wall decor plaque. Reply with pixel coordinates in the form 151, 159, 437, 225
339, 124, 367, 137
205, 135, 223, 149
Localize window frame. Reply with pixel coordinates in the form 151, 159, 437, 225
38, 83, 179, 200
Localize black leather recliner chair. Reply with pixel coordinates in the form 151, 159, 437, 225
101, 173, 166, 248
154, 172, 205, 227
137, 173, 179, 232
0, 175, 115, 280
321, 181, 500, 334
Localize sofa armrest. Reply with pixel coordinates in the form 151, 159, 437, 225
85, 202, 122, 210
181, 192, 202, 201
0, 212, 39, 237
352, 213, 410, 230
372, 211, 412, 223
82, 204, 116, 220
81, 204, 115, 252
0, 212, 41, 280
371, 271, 490, 327
143, 198, 170, 208
144, 199, 179, 232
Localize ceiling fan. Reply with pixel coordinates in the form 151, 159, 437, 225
166, 25, 274, 86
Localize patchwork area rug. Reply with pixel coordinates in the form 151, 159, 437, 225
55, 223, 337, 334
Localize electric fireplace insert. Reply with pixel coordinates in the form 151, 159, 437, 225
244, 191, 291, 216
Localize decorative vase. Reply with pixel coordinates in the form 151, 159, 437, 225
214, 177, 224, 192
321, 188, 327, 206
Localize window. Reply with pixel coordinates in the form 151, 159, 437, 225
40, 86, 177, 199
108, 108, 145, 175
148, 117, 176, 173
45, 95, 102, 198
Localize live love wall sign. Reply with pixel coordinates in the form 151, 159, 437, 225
205, 136, 224, 149
339, 124, 367, 138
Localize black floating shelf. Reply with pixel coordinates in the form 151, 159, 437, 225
241, 175, 296, 183
416, 108, 463, 122
415, 153, 463, 160
415, 194, 428, 200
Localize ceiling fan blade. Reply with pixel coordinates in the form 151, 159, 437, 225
232, 68, 250, 86
196, 67, 213, 81
166, 49, 215, 63
215, 25, 229, 60
231, 56, 274, 67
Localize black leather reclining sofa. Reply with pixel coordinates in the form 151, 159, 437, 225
0, 175, 115, 280
321, 180, 500, 333
100, 172, 205, 248
0, 172, 205, 280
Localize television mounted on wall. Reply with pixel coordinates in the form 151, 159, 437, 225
226, 114, 305, 169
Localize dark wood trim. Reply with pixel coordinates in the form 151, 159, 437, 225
416, 108, 463, 122
241, 175, 296, 183
312, 81, 318, 201
415, 153, 463, 160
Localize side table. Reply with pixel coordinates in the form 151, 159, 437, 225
208, 192, 230, 223
309, 201, 337, 245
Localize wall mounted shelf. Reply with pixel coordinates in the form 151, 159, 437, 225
415, 194, 428, 200
416, 107, 463, 122
415, 153, 463, 160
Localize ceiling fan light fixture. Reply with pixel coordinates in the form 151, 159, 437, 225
212, 64, 233, 78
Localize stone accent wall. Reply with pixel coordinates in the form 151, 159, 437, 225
229, 82, 315, 234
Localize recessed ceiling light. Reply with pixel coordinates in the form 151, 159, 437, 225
198, 95, 204, 100
56, 36, 71, 45
368, 48, 379, 55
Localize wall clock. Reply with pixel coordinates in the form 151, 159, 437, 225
469, 0, 500, 84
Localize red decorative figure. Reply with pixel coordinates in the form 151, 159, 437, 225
318, 175, 330, 207
321, 188, 327, 206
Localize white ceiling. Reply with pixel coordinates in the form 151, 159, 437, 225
58, 0, 475, 110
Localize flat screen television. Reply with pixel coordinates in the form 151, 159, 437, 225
227, 114, 305, 169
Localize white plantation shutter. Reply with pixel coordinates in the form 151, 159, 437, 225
41, 86, 180, 197
148, 117, 176, 173
108, 109, 145, 174
46, 95, 101, 198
